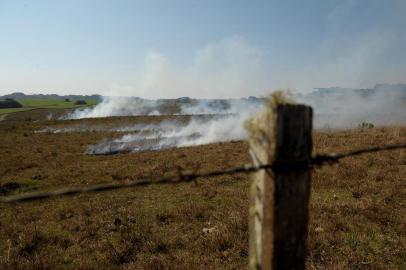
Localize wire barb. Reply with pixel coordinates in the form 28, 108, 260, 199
1, 143, 405, 204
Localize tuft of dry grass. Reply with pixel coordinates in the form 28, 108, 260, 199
0, 114, 405, 269
245, 90, 294, 146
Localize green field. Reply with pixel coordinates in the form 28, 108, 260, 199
0, 108, 34, 115
0, 99, 98, 116
18, 99, 98, 108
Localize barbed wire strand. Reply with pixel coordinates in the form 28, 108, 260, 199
312, 143, 406, 165
1, 164, 273, 203
1, 143, 405, 204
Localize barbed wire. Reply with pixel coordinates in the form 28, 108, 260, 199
0, 164, 272, 203
312, 143, 406, 165
1, 143, 405, 204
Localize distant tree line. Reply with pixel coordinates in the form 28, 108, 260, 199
0, 92, 103, 102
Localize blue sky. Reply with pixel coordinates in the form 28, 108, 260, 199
0, 0, 405, 98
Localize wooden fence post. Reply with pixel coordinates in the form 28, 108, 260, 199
249, 103, 313, 270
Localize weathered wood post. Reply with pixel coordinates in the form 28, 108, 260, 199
248, 102, 313, 270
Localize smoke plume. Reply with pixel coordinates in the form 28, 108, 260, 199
299, 84, 406, 129
85, 114, 253, 155
55, 83, 406, 155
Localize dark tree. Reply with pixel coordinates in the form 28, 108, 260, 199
0, 98, 23, 108
74, 100, 87, 105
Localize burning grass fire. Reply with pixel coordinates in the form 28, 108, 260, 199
0, 108, 404, 270
1, 1, 405, 268
32, 88, 406, 156
40, 98, 264, 155
1, 92, 405, 270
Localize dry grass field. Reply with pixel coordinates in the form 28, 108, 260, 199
0, 114, 405, 269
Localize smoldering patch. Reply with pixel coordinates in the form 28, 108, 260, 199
85, 133, 202, 155
61, 97, 264, 119
35, 120, 189, 134
84, 113, 252, 155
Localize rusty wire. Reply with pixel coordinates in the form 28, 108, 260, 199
1, 143, 405, 203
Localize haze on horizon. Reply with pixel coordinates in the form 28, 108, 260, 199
0, 0, 405, 99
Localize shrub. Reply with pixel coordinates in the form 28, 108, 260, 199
358, 122, 374, 129
74, 100, 87, 105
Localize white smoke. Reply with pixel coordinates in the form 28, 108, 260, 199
112, 36, 269, 99
61, 97, 164, 119
300, 84, 406, 129
56, 84, 406, 155
36, 120, 188, 134
81, 98, 265, 155
180, 98, 263, 115
43, 84, 406, 155
85, 113, 252, 155
62, 95, 264, 119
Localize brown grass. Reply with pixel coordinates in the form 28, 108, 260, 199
0, 116, 405, 269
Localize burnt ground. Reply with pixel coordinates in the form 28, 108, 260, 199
0, 114, 405, 269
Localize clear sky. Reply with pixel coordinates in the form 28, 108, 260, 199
0, 0, 405, 98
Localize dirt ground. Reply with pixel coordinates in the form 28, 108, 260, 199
0, 115, 405, 269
